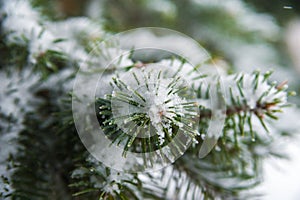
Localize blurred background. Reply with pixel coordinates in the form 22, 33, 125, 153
20, 0, 300, 87
1, 0, 300, 199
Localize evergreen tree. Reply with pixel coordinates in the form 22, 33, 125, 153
1, 0, 299, 199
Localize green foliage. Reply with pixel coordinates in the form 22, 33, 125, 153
7, 91, 83, 199
0, 34, 29, 71
1, 0, 298, 200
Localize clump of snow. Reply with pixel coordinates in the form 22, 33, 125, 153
2, 0, 58, 64
47, 17, 104, 63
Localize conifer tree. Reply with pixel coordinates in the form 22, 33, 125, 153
1, 0, 299, 199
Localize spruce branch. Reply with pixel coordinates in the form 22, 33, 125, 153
196, 71, 292, 143
1, 1, 298, 199
1, 0, 103, 80
95, 63, 292, 158
88, 61, 293, 199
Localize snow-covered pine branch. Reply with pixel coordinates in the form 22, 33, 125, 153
94, 55, 293, 160
197, 71, 294, 141
1, 0, 298, 199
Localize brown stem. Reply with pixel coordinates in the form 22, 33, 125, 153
199, 102, 276, 120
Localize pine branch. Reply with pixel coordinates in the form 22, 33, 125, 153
196, 71, 292, 141
1, 1, 297, 199
7, 89, 84, 200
